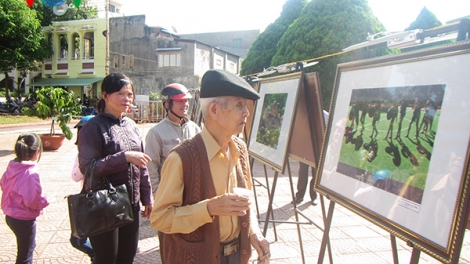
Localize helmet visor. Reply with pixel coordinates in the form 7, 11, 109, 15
170, 93, 192, 100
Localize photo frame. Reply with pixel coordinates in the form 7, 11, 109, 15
288, 72, 326, 168
248, 72, 302, 173
315, 41, 470, 263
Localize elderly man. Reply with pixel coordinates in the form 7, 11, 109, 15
150, 69, 270, 264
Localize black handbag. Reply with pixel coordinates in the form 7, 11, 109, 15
67, 160, 134, 238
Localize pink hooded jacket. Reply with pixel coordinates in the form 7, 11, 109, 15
0, 160, 49, 220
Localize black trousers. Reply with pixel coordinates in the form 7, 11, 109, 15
295, 162, 317, 201
89, 204, 140, 264
6, 215, 36, 264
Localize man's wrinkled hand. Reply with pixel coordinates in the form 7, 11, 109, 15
207, 193, 251, 217
250, 233, 270, 263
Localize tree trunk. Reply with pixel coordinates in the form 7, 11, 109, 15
50, 119, 55, 136
3, 71, 10, 101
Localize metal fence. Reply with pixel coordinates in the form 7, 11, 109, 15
129, 100, 165, 123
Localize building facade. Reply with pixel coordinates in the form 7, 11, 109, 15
29, 18, 107, 100
109, 15, 242, 95
16, 0, 124, 98
180, 30, 260, 59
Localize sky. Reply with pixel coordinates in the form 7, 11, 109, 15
121, 0, 470, 35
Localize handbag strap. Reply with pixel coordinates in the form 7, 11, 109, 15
83, 159, 115, 193
87, 159, 98, 186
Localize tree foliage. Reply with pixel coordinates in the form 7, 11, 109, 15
240, 0, 307, 76
405, 7, 442, 31
0, 0, 52, 99
23, 87, 80, 139
33, 0, 98, 27
270, 0, 391, 109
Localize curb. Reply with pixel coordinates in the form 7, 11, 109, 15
0, 119, 80, 129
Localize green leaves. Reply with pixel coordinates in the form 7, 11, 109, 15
23, 87, 81, 140
0, 0, 52, 72
240, 0, 308, 75
270, 0, 391, 109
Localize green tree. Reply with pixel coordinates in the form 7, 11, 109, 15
33, 0, 98, 27
405, 7, 442, 31
240, 0, 307, 76
0, 0, 52, 100
271, 0, 392, 109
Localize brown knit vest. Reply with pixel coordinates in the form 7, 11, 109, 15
163, 134, 252, 264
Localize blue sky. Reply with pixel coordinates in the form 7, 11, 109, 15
122, 0, 470, 34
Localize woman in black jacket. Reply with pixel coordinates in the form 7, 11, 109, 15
78, 73, 153, 264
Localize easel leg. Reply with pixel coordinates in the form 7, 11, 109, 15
390, 234, 399, 264
318, 196, 335, 264
287, 161, 307, 264
409, 248, 420, 264
249, 157, 261, 218
262, 170, 279, 238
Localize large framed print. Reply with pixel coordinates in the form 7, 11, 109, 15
248, 72, 301, 173
315, 41, 470, 263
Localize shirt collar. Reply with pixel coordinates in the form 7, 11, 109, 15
164, 115, 189, 126
200, 126, 240, 162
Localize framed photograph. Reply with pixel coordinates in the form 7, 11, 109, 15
315, 41, 470, 263
248, 72, 302, 173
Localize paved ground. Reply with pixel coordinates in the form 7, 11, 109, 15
0, 121, 469, 263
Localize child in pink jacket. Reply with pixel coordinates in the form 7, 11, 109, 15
1, 133, 49, 264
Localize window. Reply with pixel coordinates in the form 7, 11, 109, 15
59, 34, 68, 59
109, 4, 116, 13
114, 55, 118, 68
72, 33, 80, 60
158, 54, 181, 67
83, 32, 94, 59
122, 56, 126, 69
129, 54, 134, 69
233, 39, 241, 48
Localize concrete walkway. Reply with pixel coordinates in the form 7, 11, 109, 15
0, 122, 469, 263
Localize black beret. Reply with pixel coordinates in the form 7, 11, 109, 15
200, 70, 260, 100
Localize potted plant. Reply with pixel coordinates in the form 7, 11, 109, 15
23, 86, 81, 150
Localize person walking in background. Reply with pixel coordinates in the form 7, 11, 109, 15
150, 69, 270, 264
1, 133, 49, 264
77, 73, 153, 264
145, 83, 201, 194
292, 110, 328, 206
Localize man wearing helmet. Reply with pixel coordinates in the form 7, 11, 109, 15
145, 83, 201, 194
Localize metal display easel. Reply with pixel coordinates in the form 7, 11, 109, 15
248, 69, 331, 264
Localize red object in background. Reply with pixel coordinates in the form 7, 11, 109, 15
26, 0, 34, 7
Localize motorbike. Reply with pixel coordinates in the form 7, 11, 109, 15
0, 99, 21, 114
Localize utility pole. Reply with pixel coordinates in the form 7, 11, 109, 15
105, 0, 109, 75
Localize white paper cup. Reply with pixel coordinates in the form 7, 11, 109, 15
233, 187, 253, 200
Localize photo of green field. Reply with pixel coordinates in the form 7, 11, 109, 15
256, 93, 288, 149
337, 84, 446, 204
